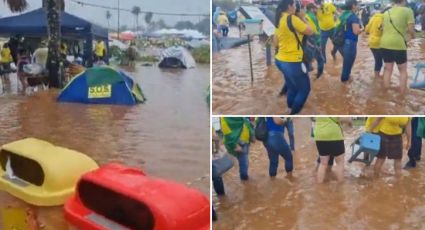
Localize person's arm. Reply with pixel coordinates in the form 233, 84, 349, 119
273, 34, 279, 48
407, 9, 415, 40
405, 119, 412, 150
352, 15, 362, 35
273, 117, 285, 125
370, 117, 383, 132
293, 14, 314, 36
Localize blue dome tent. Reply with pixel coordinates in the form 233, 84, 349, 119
57, 67, 146, 105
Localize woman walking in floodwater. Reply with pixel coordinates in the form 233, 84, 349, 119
262, 117, 294, 178
380, 0, 415, 94
370, 117, 411, 176
274, 0, 313, 114
314, 117, 352, 183
220, 117, 254, 181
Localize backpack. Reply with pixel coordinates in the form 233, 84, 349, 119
287, 15, 315, 64
331, 13, 353, 47
255, 117, 268, 141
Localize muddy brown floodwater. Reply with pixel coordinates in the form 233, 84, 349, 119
212, 28, 425, 115
213, 118, 425, 230
0, 65, 210, 229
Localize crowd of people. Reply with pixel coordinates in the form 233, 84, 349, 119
0, 36, 107, 91
212, 117, 425, 221
273, 0, 418, 114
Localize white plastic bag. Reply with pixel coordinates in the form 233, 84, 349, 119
10, 62, 17, 71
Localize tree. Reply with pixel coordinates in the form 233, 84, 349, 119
106, 10, 112, 31
144, 11, 153, 25
131, 6, 141, 32
4, 0, 64, 88
174, 21, 195, 30
194, 17, 210, 35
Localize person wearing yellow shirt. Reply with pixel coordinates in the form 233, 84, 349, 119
220, 117, 254, 181
369, 117, 411, 176
365, 9, 387, 78
274, 0, 313, 115
316, 0, 337, 63
94, 40, 105, 63
217, 12, 230, 37
0, 43, 13, 82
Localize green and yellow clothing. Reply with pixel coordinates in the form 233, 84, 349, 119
317, 3, 337, 31
275, 13, 308, 62
220, 117, 253, 156
306, 11, 321, 45
314, 117, 344, 141
0, 48, 12, 63
365, 13, 384, 49
60, 43, 67, 55
380, 6, 414, 50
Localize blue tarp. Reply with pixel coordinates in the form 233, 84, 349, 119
0, 8, 108, 66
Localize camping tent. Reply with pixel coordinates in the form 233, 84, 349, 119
0, 8, 108, 67
57, 67, 145, 105
158, 46, 196, 69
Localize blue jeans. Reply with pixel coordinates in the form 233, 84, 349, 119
212, 205, 217, 221
283, 120, 295, 150
275, 60, 311, 114
264, 131, 293, 176
236, 143, 249, 180
337, 39, 357, 82
407, 117, 422, 166
212, 164, 225, 195
371, 48, 383, 72
305, 48, 325, 78
320, 28, 334, 63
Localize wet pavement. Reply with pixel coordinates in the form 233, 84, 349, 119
0, 64, 210, 229
212, 28, 425, 115
213, 118, 425, 230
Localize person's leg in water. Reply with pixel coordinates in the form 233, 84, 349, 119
383, 61, 394, 90
341, 40, 357, 82
334, 154, 345, 182
405, 117, 422, 169
264, 137, 280, 177
317, 155, 330, 183
212, 164, 225, 195
396, 62, 408, 94
275, 60, 296, 112
315, 48, 325, 78
320, 29, 333, 63
374, 157, 386, 176
212, 206, 217, 221
279, 82, 288, 96
371, 48, 383, 78
394, 158, 402, 176
237, 143, 249, 180
279, 62, 310, 114
285, 120, 295, 151
317, 156, 334, 169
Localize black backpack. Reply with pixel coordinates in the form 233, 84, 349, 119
255, 117, 268, 141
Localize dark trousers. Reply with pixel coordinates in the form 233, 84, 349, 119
407, 117, 422, 165
371, 48, 383, 73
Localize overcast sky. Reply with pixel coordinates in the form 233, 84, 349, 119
0, 0, 210, 29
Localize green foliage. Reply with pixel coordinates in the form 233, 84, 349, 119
191, 45, 210, 64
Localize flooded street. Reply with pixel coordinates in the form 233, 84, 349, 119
212, 28, 425, 115
0, 65, 210, 229
213, 118, 425, 230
